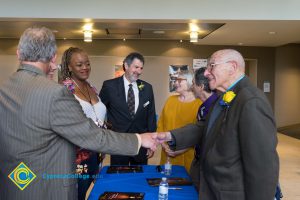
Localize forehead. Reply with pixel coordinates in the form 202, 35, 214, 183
71, 52, 88, 60
210, 51, 226, 62
129, 58, 143, 67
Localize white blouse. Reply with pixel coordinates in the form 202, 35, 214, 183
74, 95, 107, 125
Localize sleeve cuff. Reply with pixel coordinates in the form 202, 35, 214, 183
135, 134, 142, 154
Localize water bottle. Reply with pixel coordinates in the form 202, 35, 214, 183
164, 157, 172, 176
158, 177, 168, 200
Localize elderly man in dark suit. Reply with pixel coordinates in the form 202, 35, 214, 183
0, 27, 157, 200
100, 52, 157, 165
157, 49, 279, 200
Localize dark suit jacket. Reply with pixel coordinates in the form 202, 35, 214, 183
0, 64, 139, 200
171, 77, 279, 200
99, 76, 157, 161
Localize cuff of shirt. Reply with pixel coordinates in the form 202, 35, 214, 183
167, 132, 176, 146
135, 133, 142, 154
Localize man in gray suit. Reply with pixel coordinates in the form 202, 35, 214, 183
157, 49, 279, 200
0, 27, 157, 200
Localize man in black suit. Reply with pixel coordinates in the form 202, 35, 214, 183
157, 49, 279, 200
100, 52, 157, 165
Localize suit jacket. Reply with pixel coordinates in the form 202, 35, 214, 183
171, 77, 279, 200
0, 64, 139, 200
99, 76, 157, 161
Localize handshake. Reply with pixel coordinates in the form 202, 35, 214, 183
139, 132, 172, 152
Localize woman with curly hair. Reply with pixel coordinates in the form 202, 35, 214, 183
60, 47, 106, 200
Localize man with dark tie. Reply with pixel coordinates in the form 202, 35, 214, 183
100, 52, 157, 165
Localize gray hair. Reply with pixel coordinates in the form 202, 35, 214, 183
194, 67, 211, 92
18, 27, 57, 63
178, 70, 194, 90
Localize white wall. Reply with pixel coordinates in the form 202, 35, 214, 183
275, 44, 300, 127
0, 55, 192, 115
0, 0, 300, 20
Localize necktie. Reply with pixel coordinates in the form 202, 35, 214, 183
127, 84, 135, 118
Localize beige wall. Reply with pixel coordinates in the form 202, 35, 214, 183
275, 44, 300, 127
0, 39, 276, 116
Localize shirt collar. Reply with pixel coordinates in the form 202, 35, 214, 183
123, 75, 137, 88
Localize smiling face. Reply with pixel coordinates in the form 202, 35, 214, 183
124, 58, 143, 83
68, 52, 91, 81
174, 75, 188, 94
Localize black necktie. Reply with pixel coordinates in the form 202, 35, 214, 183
127, 84, 135, 118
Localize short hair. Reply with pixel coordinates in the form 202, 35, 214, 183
123, 52, 145, 71
194, 67, 211, 93
60, 47, 85, 80
18, 27, 56, 63
178, 70, 194, 90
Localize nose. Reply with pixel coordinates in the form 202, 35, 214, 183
204, 68, 210, 77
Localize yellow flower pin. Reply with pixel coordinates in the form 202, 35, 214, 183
138, 82, 145, 90
223, 91, 236, 104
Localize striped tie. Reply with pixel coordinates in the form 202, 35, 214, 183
127, 84, 135, 118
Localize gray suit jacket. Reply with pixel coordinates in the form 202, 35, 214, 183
0, 64, 139, 200
171, 77, 279, 200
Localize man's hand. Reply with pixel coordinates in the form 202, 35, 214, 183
139, 132, 158, 151
156, 132, 172, 143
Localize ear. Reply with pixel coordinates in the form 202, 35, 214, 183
228, 61, 238, 75
50, 54, 57, 64
124, 62, 129, 71
16, 49, 20, 59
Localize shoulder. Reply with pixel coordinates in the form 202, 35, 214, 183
165, 95, 179, 104
102, 77, 121, 88
137, 79, 152, 89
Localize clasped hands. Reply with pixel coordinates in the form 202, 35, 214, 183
139, 131, 173, 156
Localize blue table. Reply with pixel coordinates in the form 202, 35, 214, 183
88, 165, 198, 200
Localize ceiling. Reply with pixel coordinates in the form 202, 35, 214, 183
0, 19, 300, 47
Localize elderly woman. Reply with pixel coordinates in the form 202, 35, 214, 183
60, 47, 107, 200
158, 70, 202, 171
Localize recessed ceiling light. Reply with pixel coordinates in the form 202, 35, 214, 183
238, 42, 243, 46
269, 31, 276, 35
153, 30, 165, 34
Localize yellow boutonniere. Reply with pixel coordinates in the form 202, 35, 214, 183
220, 91, 236, 106
223, 91, 236, 104
138, 82, 145, 91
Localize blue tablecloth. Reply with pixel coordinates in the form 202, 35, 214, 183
88, 165, 198, 200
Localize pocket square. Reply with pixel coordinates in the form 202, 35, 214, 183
143, 101, 150, 108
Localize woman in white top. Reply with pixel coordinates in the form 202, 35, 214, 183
60, 47, 106, 200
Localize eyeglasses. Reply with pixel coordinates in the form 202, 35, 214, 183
175, 78, 187, 83
207, 61, 230, 71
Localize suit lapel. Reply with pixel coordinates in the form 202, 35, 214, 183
201, 77, 250, 162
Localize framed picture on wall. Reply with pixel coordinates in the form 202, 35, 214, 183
114, 64, 124, 78
169, 65, 189, 92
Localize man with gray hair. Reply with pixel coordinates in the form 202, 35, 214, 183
0, 27, 157, 200
157, 49, 279, 200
